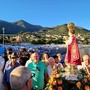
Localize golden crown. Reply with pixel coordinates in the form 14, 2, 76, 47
67, 22, 75, 30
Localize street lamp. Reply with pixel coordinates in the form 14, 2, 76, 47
2, 28, 5, 50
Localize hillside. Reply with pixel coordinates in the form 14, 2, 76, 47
0, 20, 27, 34
0, 20, 43, 34
13, 20, 43, 32
36, 24, 90, 35
0, 20, 90, 35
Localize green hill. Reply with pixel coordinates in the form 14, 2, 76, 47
35, 24, 90, 35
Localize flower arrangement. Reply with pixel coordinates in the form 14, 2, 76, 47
73, 70, 90, 90
44, 68, 69, 90
44, 67, 90, 90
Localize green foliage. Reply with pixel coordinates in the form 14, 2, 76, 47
30, 40, 37, 44
10, 37, 15, 43
82, 39, 88, 44
37, 38, 46, 44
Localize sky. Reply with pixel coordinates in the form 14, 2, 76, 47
0, 0, 90, 30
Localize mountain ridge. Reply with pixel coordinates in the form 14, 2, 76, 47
0, 20, 90, 35
12, 20, 43, 32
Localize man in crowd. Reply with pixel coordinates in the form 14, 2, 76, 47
82, 54, 90, 74
77, 54, 90, 71
25, 50, 34, 67
3, 52, 20, 90
10, 66, 32, 90
19, 48, 30, 66
27, 52, 48, 90
82, 54, 90, 67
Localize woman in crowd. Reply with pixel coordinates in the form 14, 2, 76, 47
57, 53, 62, 63
41, 52, 49, 66
47, 57, 56, 77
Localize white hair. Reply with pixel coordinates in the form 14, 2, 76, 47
48, 57, 55, 63
10, 66, 32, 90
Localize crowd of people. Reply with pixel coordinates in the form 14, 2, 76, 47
0, 47, 90, 90
0, 22, 90, 90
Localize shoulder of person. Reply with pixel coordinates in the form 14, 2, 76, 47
15, 62, 21, 66
40, 61, 46, 65
27, 62, 33, 67
47, 65, 52, 70
39, 61, 47, 68
47, 65, 51, 68
41, 59, 44, 62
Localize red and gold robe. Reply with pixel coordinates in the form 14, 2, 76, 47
65, 34, 81, 65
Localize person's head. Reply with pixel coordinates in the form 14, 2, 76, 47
83, 54, 90, 66
53, 55, 59, 64
6, 48, 13, 54
29, 50, 35, 58
28, 51, 35, 62
11, 52, 18, 64
31, 52, 39, 64
20, 48, 27, 55
7, 54, 11, 60
57, 53, 62, 62
10, 66, 32, 90
42, 52, 49, 60
48, 57, 55, 67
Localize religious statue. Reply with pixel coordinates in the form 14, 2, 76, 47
65, 22, 81, 66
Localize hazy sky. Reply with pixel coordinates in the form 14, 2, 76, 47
0, 0, 90, 29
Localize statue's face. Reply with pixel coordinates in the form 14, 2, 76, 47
68, 32, 72, 36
